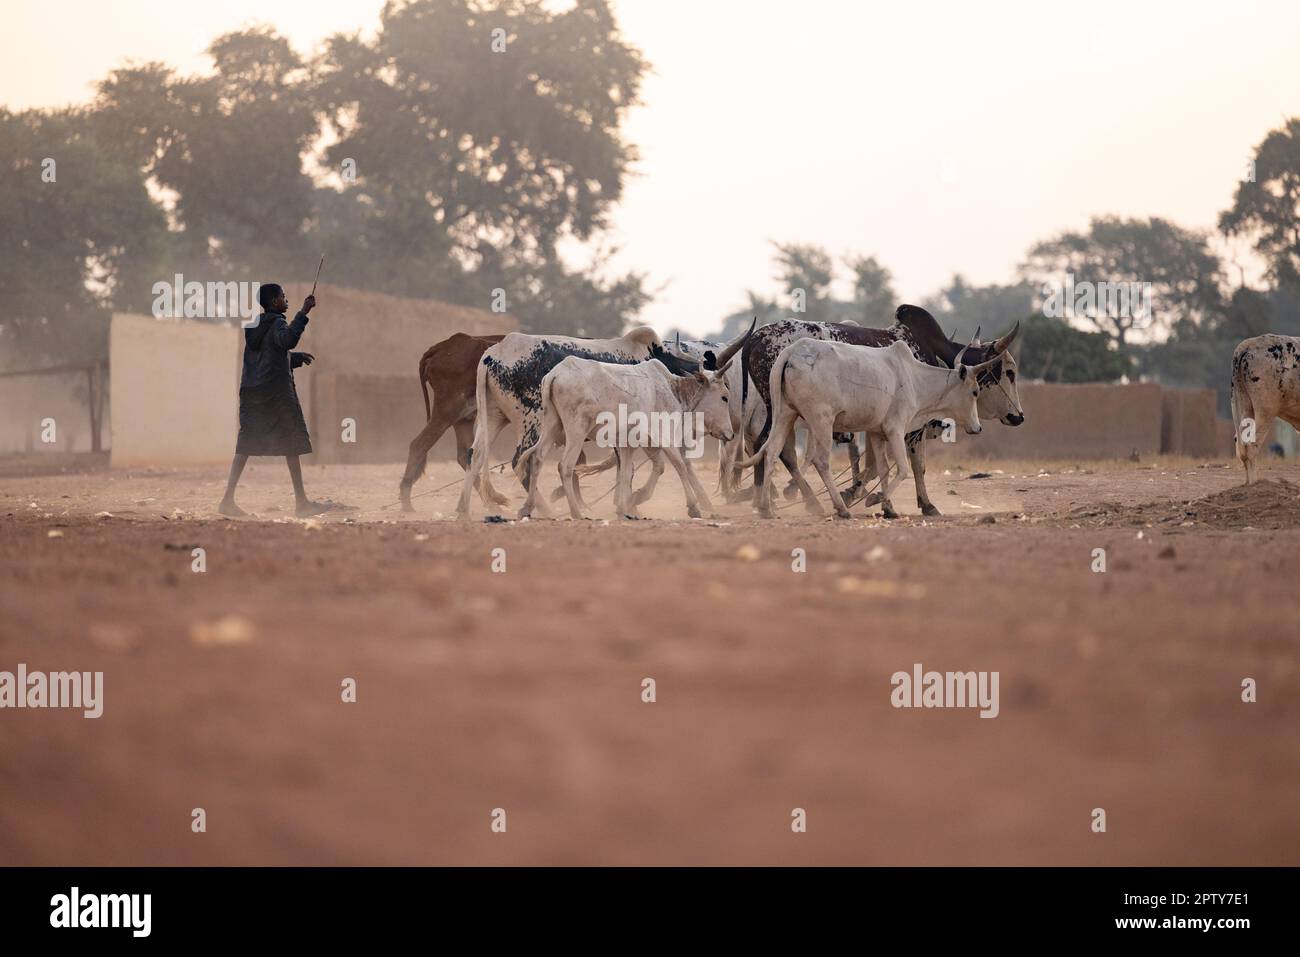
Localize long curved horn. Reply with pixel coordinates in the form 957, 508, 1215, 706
712, 316, 757, 372
992, 320, 1020, 354
675, 329, 681, 349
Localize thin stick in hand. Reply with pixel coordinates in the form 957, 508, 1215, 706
310, 255, 325, 297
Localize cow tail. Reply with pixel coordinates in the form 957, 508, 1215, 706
738, 348, 790, 469
420, 354, 433, 421
1230, 346, 1253, 449
518, 371, 556, 472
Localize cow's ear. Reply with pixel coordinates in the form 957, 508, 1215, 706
703, 350, 718, 371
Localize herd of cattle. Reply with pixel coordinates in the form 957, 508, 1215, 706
397, 304, 1025, 521
393, 304, 1296, 520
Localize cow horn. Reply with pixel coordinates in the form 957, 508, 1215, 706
712, 316, 757, 372
992, 320, 1020, 354
675, 329, 681, 349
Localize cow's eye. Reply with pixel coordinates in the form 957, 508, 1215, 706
721, 396, 729, 403
1007, 371, 1016, 382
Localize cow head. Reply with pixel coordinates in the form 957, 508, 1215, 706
690, 319, 755, 440
942, 345, 1009, 436
650, 343, 702, 376
968, 323, 1024, 426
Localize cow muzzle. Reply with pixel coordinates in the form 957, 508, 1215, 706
965, 425, 982, 435
1003, 412, 1025, 426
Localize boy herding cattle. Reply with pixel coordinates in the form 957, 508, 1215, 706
218, 283, 329, 518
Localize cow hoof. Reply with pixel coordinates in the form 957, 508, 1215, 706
803, 499, 824, 517
835, 509, 853, 520
920, 503, 942, 517
882, 506, 900, 520
399, 501, 415, 513
549, 486, 567, 502
687, 506, 702, 518
860, 491, 883, 508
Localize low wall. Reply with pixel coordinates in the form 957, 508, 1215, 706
930, 382, 1231, 460
110, 314, 240, 467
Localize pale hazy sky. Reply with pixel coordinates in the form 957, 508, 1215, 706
3, 0, 1298, 335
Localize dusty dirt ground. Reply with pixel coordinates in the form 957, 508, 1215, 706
1, 450, 1298, 865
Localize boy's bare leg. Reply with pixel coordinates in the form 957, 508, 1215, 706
287, 455, 329, 517
218, 454, 250, 516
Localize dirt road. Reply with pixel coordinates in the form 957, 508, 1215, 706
1, 455, 1297, 864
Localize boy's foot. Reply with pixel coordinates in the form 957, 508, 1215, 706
295, 500, 331, 518
217, 500, 249, 517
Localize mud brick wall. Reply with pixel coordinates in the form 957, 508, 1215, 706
307, 373, 428, 465
939, 382, 1164, 460
110, 313, 241, 466
1160, 388, 1220, 457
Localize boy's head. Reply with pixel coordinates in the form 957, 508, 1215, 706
258, 283, 288, 314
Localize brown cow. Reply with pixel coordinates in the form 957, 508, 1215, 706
399, 333, 505, 511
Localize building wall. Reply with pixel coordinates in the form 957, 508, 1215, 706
109, 313, 240, 467
931, 382, 1231, 460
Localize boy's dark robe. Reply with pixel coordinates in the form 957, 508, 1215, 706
235, 310, 313, 456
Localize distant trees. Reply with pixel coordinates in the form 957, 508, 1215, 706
1220, 118, 1300, 290
845, 254, 895, 327
0, 108, 168, 367
1020, 216, 1224, 357
921, 275, 1033, 345
1, 0, 652, 364
1015, 314, 1131, 383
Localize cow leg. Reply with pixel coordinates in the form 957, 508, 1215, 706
664, 446, 715, 519
558, 436, 588, 520
843, 432, 865, 504
1236, 391, 1272, 486
451, 416, 510, 504
910, 432, 940, 516
717, 437, 734, 497
805, 419, 851, 519
756, 403, 799, 519
878, 430, 912, 519
457, 406, 509, 519
857, 439, 886, 508
779, 434, 822, 514
399, 404, 459, 511
615, 447, 638, 520
632, 448, 666, 507
779, 434, 804, 501
519, 411, 563, 520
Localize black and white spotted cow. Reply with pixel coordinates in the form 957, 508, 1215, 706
455, 327, 699, 519
1230, 334, 1300, 484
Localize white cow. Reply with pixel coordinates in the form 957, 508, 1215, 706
575, 326, 765, 503
742, 338, 1005, 519
517, 330, 750, 520
455, 327, 699, 519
